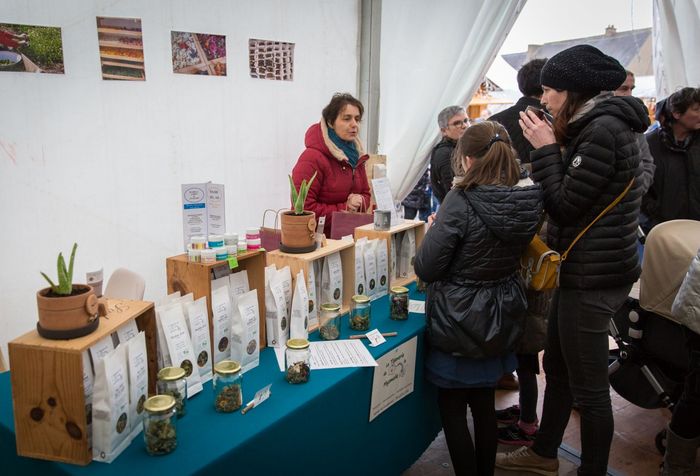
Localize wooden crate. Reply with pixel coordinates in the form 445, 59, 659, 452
266, 239, 355, 316
166, 249, 267, 347
354, 219, 426, 288
8, 299, 156, 465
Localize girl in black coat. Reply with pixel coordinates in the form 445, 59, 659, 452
496, 45, 649, 476
415, 121, 542, 476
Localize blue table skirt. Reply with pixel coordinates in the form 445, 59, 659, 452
1, 284, 441, 475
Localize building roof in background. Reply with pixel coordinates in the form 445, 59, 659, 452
502, 26, 652, 77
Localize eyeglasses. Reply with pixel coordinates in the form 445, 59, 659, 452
449, 119, 470, 128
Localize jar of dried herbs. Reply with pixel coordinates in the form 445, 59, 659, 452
390, 286, 409, 320
350, 294, 371, 330
285, 338, 311, 384
213, 360, 243, 413
143, 394, 177, 456
318, 303, 341, 340
157, 366, 188, 418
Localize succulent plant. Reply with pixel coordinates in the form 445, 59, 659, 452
40, 243, 77, 295
288, 172, 317, 215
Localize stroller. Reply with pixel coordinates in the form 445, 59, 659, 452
608, 220, 700, 454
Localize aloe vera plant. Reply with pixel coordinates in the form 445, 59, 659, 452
288, 172, 317, 215
40, 243, 77, 295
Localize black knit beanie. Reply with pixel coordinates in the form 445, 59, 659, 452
540, 44, 626, 93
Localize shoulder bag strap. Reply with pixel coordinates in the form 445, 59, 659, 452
561, 178, 634, 261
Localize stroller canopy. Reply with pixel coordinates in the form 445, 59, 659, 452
640, 220, 700, 322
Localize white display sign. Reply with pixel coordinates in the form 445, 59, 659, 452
369, 336, 417, 422
181, 182, 225, 251
371, 177, 399, 224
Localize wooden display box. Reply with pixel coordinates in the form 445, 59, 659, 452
8, 299, 156, 466
354, 219, 426, 287
266, 239, 355, 316
166, 249, 267, 347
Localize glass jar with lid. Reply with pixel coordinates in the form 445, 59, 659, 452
390, 286, 409, 320
285, 338, 311, 384
213, 360, 243, 413
157, 367, 188, 418
350, 294, 371, 331
319, 303, 341, 340
143, 394, 178, 456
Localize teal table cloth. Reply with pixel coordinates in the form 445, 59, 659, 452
1, 284, 440, 475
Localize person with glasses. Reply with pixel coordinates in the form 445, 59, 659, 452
430, 106, 469, 204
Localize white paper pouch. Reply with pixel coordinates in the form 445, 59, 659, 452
115, 320, 139, 345
184, 296, 213, 383
126, 332, 148, 442
321, 252, 343, 306
363, 239, 378, 298
265, 265, 289, 348
237, 289, 260, 372
229, 270, 251, 367
154, 291, 183, 369
90, 335, 115, 365
161, 303, 203, 397
354, 238, 368, 296
211, 284, 233, 364
391, 233, 399, 280
278, 266, 293, 318
92, 344, 130, 463
290, 269, 309, 340
375, 238, 389, 298
398, 230, 410, 278
404, 228, 416, 277
82, 350, 94, 448
314, 259, 323, 316
307, 261, 319, 329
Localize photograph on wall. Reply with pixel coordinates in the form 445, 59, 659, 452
171, 31, 226, 76
96, 16, 145, 81
0, 23, 64, 74
248, 38, 294, 81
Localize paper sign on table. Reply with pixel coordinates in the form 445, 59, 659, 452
408, 300, 425, 314
369, 336, 417, 421
371, 177, 399, 224
253, 384, 272, 406
365, 329, 387, 347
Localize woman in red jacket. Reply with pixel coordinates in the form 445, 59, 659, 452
292, 93, 371, 236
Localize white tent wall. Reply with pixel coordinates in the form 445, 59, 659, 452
653, 0, 700, 98
0, 0, 360, 359
377, 0, 526, 200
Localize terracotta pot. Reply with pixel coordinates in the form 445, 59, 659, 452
280, 210, 317, 253
36, 284, 101, 339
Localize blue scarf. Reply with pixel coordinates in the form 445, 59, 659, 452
328, 127, 360, 168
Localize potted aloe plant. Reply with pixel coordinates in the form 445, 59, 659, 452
280, 172, 318, 253
36, 243, 102, 339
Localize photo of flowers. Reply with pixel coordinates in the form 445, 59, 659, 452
0, 23, 64, 74
171, 31, 226, 76
248, 38, 294, 81
96, 16, 145, 81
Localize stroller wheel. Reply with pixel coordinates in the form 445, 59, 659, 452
655, 428, 667, 455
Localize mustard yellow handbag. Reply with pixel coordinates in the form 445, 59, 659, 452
521, 179, 634, 291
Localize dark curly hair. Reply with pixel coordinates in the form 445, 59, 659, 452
322, 93, 364, 127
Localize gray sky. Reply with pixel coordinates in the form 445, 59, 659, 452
487, 0, 653, 91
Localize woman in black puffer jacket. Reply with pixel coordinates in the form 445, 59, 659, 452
415, 121, 542, 476
495, 45, 650, 476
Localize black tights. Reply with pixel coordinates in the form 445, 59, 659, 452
437, 387, 496, 476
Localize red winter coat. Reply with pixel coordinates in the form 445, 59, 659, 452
292, 121, 370, 235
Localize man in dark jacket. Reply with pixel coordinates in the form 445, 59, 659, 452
642, 87, 700, 230
430, 105, 469, 203
490, 58, 547, 165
